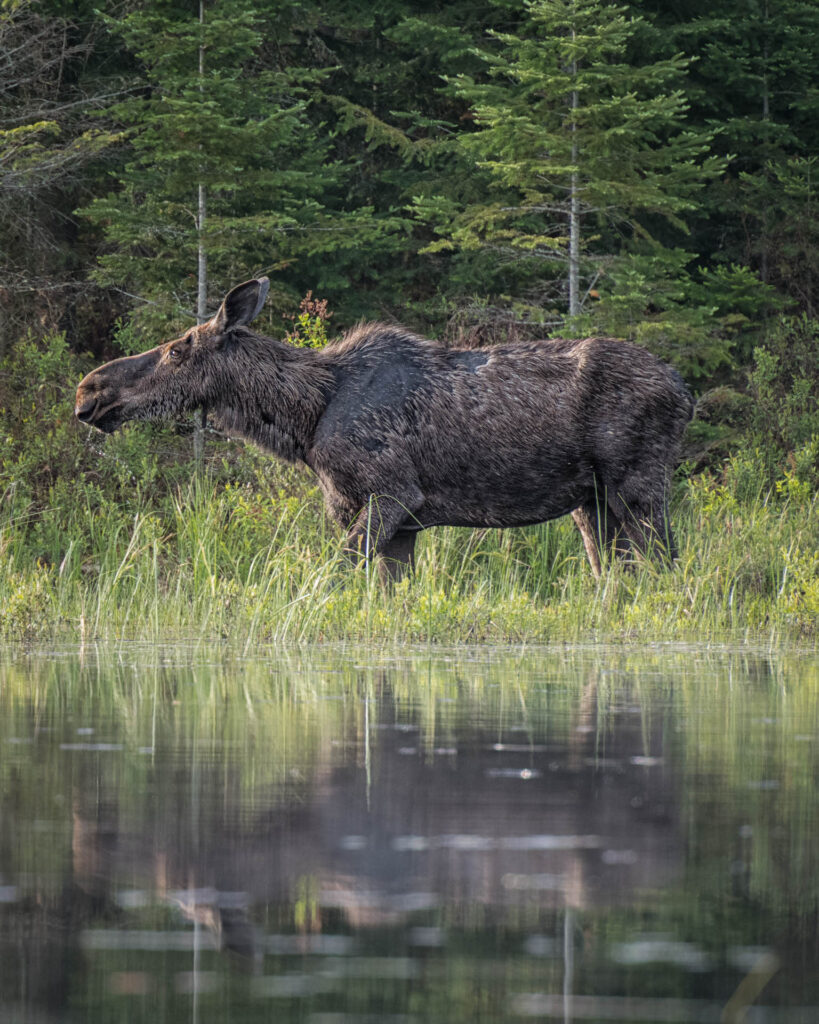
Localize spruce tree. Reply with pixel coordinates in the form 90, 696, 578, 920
81, 0, 334, 331
413, 0, 723, 346
0, 0, 118, 344
658, 0, 819, 312
294, 0, 507, 329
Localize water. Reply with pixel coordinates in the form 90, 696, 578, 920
0, 644, 816, 1023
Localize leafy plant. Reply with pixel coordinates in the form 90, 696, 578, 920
284, 291, 333, 349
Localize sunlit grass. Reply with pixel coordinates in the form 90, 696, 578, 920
0, 462, 816, 645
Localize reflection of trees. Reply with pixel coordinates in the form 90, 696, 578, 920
0, 645, 816, 1018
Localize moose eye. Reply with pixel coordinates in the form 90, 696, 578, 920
167, 333, 194, 364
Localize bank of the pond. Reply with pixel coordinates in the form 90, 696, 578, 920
0, 465, 816, 646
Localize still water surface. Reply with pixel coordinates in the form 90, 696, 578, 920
0, 644, 816, 1023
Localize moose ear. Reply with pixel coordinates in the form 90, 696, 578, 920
212, 277, 270, 333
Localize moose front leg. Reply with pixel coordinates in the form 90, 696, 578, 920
345, 491, 423, 581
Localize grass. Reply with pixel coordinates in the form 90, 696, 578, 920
0, 453, 816, 646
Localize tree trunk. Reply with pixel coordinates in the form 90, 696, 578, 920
759, 2, 770, 284
194, 0, 207, 466
569, 95, 580, 318
568, 28, 580, 319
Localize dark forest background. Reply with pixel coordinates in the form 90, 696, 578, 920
1, 0, 818, 493
3, 0, 817, 368
0, 0, 817, 640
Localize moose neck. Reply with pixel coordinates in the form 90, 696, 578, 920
212, 331, 332, 465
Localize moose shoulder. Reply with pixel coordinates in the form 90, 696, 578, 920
76, 277, 694, 580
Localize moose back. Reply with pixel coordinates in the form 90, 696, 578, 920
76, 277, 694, 579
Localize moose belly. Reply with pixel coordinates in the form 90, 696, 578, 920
412, 474, 593, 531
406, 448, 594, 529
413, 500, 587, 531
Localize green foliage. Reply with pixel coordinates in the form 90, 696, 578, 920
643, 0, 819, 313
746, 316, 819, 487
79, 0, 340, 328
0, 330, 316, 571
411, 0, 723, 334
680, 314, 819, 475
780, 544, 819, 633
0, 565, 51, 641
738, 157, 819, 316
0, 0, 120, 340
283, 291, 333, 349
0, 333, 90, 509
4, 0, 819, 358
577, 250, 781, 380
0, 454, 815, 644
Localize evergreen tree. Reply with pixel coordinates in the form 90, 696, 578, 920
0, 0, 118, 345
639, 0, 819, 315
731, 157, 817, 320
412, 0, 725, 359
293, 0, 507, 329
81, 0, 338, 332
3, 0, 815, 386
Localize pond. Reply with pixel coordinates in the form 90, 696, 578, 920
0, 644, 816, 1023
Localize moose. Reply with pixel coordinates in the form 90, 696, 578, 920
76, 277, 694, 580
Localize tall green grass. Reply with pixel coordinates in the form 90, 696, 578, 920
0, 456, 816, 645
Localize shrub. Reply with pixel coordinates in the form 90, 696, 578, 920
746, 316, 819, 488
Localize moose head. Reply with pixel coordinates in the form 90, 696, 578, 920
75, 278, 270, 433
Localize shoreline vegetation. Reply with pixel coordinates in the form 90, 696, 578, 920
0, 329, 816, 647
1, 477, 816, 647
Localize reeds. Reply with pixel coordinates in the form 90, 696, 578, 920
0, 463, 816, 645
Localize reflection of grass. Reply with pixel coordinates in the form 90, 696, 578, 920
2, 646, 816, 802
0, 466, 817, 644
0, 645, 816, 948
672, 656, 819, 920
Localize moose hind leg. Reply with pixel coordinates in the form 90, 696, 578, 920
378, 529, 418, 584
572, 499, 626, 577
572, 506, 603, 577
609, 486, 677, 565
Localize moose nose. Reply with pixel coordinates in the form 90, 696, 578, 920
75, 396, 97, 423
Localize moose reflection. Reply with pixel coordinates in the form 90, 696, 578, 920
50, 684, 677, 973
3, 649, 816, 1021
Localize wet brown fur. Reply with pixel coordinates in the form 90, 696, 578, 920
76, 279, 694, 582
